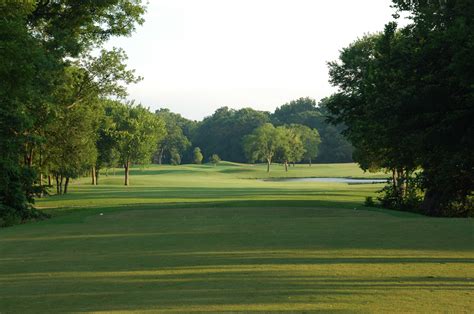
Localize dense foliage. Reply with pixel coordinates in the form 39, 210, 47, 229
327, 0, 474, 216
0, 1, 148, 225
272, 98, 353, 163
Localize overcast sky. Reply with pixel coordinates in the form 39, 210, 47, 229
107, 0, 407, 120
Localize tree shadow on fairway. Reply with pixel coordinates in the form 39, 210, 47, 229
1, 257, 473, 312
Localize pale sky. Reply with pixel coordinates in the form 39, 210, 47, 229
107, 0, 407, 120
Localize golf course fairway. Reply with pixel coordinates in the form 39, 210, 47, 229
1, 163, 473, 312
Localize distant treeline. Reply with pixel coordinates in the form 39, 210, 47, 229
156, 97, 353, 165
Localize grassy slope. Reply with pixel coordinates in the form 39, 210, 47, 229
0, 163, 473, 313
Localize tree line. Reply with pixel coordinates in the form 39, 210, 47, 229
154, 98, 353, 167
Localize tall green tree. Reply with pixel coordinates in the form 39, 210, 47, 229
108, 102, 166, 186
327, 0, 474, 216
243, 123, 286, 173
291, 125, 321, 166
274, 126, 305, 171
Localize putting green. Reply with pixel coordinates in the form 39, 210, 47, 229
0, 163, 473, 312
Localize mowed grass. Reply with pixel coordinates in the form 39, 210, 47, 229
0, 163, 473, 313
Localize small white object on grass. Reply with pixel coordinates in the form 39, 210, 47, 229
100, 213, 104, 216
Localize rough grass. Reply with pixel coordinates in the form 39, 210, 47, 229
0, 163, 473, 313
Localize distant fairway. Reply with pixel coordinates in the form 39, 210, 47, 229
0, 163, 473, 312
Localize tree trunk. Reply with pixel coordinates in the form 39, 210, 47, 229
39, 173, 44, 197
48, 175, 52, 186
158, 148, 164, 165
399, 168, 406, 198
91, 166, 97, 185
24, 145, 34, 167
266, 158, 271, 173
59, 175, 64, 195
309, 158, 312, 167
56, 175, 60, 194
421, 189, 442, 217
284, 161, 288, 172
64, 177, 70, 194
124, 161, 130, 186
392, 169, 397, 190
95, 168, 100, 185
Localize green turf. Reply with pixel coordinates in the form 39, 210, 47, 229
0, 163, 473, 312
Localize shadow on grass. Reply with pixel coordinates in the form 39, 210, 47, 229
0, 260, 472, 312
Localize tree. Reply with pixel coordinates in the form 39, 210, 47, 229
94, 102, 120, 185
108, 102, 166, 186
291, 125, 321, 166
45, 105, 98, 195
209, 154, 221, 166
243, 123, 286, 173
193, 148, 204, 164
327, 0, 474, 216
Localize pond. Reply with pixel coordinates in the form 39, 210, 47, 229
263, 177, 388, 184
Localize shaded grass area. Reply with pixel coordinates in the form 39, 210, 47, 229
0, 163, 473, 312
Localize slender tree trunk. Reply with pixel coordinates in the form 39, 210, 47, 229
56, 175, 60, 194
48, 175, 52, 186
284, 161, 288, 172
404, 170, 410, 198
392, 169, 397, 190
38, 173, 44, 198
105, 168, 108, 177
124, 161, 130, 186
64, 177, 70, 194
309, 158, 312, 167
95, 168, 100, 185
91, 166, 97, 185
266, 158, 271, 173
24, 145, 34, 167
158, 148, 164, 165
59, 175, 64, 195
399, 168, 406, 198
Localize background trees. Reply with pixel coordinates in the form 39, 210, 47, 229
193, 107, 270, 163
272, 97, 353, 163
154, 109, 194, 165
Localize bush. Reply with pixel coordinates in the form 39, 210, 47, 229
209, 154, 221, 166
